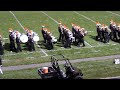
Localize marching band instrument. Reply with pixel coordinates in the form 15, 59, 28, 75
51, 36, 57, 43
68, 30, 75, 42
33, 32, 40, 42
20, 34, 28, 43
33, 35, 40, 42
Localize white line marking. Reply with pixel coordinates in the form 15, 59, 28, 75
73, 11, 96, 23
87, 31, 93, 32
9, 11, 48, 56
74, 50, 101, 54
41, 11, 59, 24
3, 38, 8, 40
40, 47, 48, 56
106, 11, 120, 17
9, 11, 25, 30
84, 41, 93, 47
41, 11, 93, 47
100, 76, 120, 79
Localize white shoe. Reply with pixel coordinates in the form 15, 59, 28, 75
0, 68, 3, 74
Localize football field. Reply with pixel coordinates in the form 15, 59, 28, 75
1, 11, 120, 67
1, 11, 120, 79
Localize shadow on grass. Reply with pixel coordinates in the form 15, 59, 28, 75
4, 43, 10, 51
89, 35, 120, 44
55, 43, 63, 47
110, 39, 120, 44
88, 35, 97, 41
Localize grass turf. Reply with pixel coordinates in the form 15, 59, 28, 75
1, 59, 120, 79
1, 11, 120, 67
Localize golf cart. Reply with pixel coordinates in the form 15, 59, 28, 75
38, 54, 83, 79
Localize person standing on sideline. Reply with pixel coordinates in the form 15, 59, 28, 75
0, 34, 4, 74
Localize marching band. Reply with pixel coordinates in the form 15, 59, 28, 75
1, 19, 120, 74
1, 19, 120, 56
40, 22, 87, 49
8, 28, 40, 52
5, 22, 88, 52
96, 20, 120, 43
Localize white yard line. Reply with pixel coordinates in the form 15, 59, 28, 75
41, 11, 93, 48
9, 11, 48, 57
84, 41, 93, 47
100, 76, 120, 79
9, 11, 25, 31
41, 11, 59, 24
73, 11, 96, 23
106, 11, 120, 17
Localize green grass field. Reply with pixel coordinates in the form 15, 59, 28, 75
1, 59, 120, 79
1, 11, 120, 78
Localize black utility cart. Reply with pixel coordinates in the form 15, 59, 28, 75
38, 54, 83, 79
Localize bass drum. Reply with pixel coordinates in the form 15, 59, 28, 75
33, 35, 40, 42
20, 34, 28, 43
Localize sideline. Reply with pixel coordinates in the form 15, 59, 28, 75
2, 54, 120, 71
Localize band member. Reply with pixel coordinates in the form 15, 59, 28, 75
109, 20, 113, 30
28, 34, 35, 51
112, 22, 118, 41
16, 31, 22, 52
58, 23, 64, 43
41, 26, 47, 43
104, 25, 111, 43
9, 28, 16, 52
96, 22, 102, 41
64, 29, 71, 48
76, 28, 85, 47
109, 21, 118, 41
46, 32, 53, 50
117, 25, 120, 42
72, 23, 78, 44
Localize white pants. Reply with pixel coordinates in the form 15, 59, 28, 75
0, 65, 3, 74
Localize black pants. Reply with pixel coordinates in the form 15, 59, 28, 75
31, 43, 35, 51
10, 41, 16, 52
64, 39, 71, 48
58, 33, 62, 42
46, 41, 53, 50
77, 38, 85, 47
43, 35, 47, 43
28, 42, 35, 51
16, 43, 22, 52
